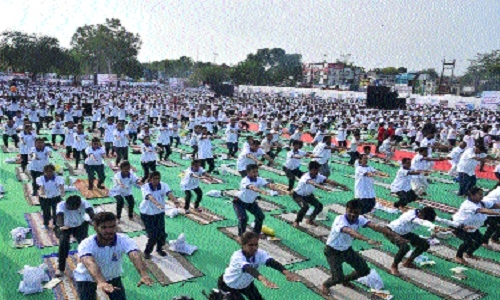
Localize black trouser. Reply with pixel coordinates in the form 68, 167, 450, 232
169, 136, 180, 147
51, 134, 65, 145
483, 217, 500, 243
323, 246, 370, 288
184, 187, 202, 210
115, 146, 128, 165
92, 121, 98, 130
58, 223, 88, 271
338, 140, 347, 148
266, 148, 281, 161
448, 139, 456, 147
293, 192, 323, 223
115, 195, 135, 220
33, 122, 41, 134
72, 116, 80, 124
30, 170, 43, 195
40, 196, 61, 226
141, 161, 156, 182
458, 172, 476, 196
129, 132, 137, 144
455, 227, 483, 258
104, 142, 115, 156
284, 167, 304, 191
191, 145, 198, 158
213, 125, 219, 135
226, 142, 238, 157
3, 134, 19, 147
140, 212, 166, 255
394, 190, 418, 208
65, 146, 73, 157
74, 149, 88, 168
21, 154, 28, 171
158, 143, 171, 160
77, 276, 125, 300
233, 197, 265, 237
348, 151, 359, 165
86, 164, 105, 187
217, 275, 263, 300
357, 198, 376, 214
385, 230, 429, 265
201, 158, 215, 173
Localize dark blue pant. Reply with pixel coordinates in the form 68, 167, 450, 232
226, 142, 238, 157
77, 277, 125, 300
458, 172, 476, 196
455, 227, 482, 258
140, 212, 166, 254
233, 198, 265, 237
293, 192, 323, 223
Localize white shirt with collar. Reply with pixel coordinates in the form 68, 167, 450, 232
285, 149, 306, 170
113, 129, 129, 148
452, 199, 495, 232
388, 209, 427, 235
109, 172, 139, 197
312, 142, 332, 165
28, 147, 51, 172
140, 182, 172, 215
225, 125, 239, 143
73, 233, 138, 282
237, 148, 265, 171
457, 148, 486, 176
197, 135, 214, 159
36, 175, 64, 198
103, 123, 116, 143
223, 249, 270, 289
354, 165, 376, 198
294, 172, 326, 196
73, 132, 88, 151
85, 146, 105, 165
237, 176, 268, 203
140, 143, 157, 162
326, 214, 370, 251
180, 167, 205, 190
19, 132, 36, 154
390, 168, 412, 193
56, 200, 92, 228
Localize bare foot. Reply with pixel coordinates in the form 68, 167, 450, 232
236, 236, 242, 244
342, 281, 356, 289
454, 257, 469, 265
464, 253, 478, 260
390, 266, 400, 276
292, 222, 300, 228
482, 243, 489, 248
492, 240, 500, 244
306, 220, 318, 227
321, 285, 330, 296
402, 261, 417, 269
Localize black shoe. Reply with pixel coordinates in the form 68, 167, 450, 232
97, 184, 104, 189
144, 253, 152, 259
157, 250, 168, 257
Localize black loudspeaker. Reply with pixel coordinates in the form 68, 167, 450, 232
212, 84, 234, 97
366, 86, 401, 109
93, 73, 98, 85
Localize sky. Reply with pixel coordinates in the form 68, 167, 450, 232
0, 0, 498, 74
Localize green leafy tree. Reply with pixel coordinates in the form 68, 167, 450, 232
462, 50, 500, 91
71, 18, 142, 75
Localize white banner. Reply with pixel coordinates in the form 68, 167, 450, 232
481, 91, 500, 110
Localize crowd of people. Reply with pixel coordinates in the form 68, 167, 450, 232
2, 82, 500, 299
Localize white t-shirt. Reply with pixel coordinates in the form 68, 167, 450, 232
452, 199, 494, 232
326, 214, 370, 251
237, 177, 268, 203
74, 233, 138, 282
180, 167, 205, 190
388, 209, 426, 235
237, 148, 265, 171
223, 249, 270, 289
56, 200, 92, 228
457, 149, 486, 176
109, 172, 138, 197
312, 142, 332, 165
354, 165, 376, 198
390, 168, 412, 193
36, 175, 64, 198
140, 182, 172, 215
294, 172, 326, 196
285, 150, 306, 170
28, 147, 51, 172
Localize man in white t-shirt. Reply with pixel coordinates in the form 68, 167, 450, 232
322, 199, 405, 295
74, 212, 153, 299
456, 146, 488, 196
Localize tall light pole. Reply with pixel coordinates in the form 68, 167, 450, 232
213, 52, 218, 64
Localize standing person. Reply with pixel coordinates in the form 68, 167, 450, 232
19, 124, 37, 172
456, 146, 488, 197
347, 132, 362, 165
292, 161, 348, 227
85, 138, 106, 190
140, 136, 157, 183
73, 212, 154, 299
391, 158, 427, 209
385, 207, 438, 275
322, 199, 405, 295
482, 186, 500, 245
64, 121, 76, 159
233, 164, 282, 240
447, 142, 466, 177
225, 118, 240, 158
54, 195, 94, 278
197, 127, 216, 173
113, 122, 129, 167
218, 231, 300, 300
36, 164, 65, 229
180, 159, 214, 213
283, 140, 309, 191
156, 118, 172, 162
50, 115, 65, 147
73, 124, 88, 170
376, 123, 386, 153
236, 140, 274, 177
140, 171, 179, 259
169, 118, 181, 147
354, 154, 387, 214
28, 138, 52, 196
2, 119, 19, 148
102, 117, 116, 158
109, 161, 140, 223
451, 187, 500, 264
336, 122, 348, 148
311, 136, 336, 178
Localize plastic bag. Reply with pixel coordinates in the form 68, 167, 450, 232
169, 233, 198, 255
18, 265, 49, 295
165, 206, 179, 218
206, 190, 222, 198
357, 269, 384, 290
4, 157, 17, 164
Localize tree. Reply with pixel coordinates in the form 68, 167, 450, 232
71, 18, 142, 75
462, 50, 500, 91
418, 68, 438, 80
379, 67, 400, 75
191, 64, 228, 85
0, 31, 72, 78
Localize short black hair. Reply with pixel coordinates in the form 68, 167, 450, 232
402, 157, 411, 164
149, 171, 161, 180
43, 164, 55, 172
93, 212, 117, 227
241, 231, 259, 246
308, 161, 320, 170
119, 160, 131, 169
66, 195, 82, 210
468, 186, 483, 197
346, 199, 362, 211
419, 207, 436, 222
246, 164, 258, 172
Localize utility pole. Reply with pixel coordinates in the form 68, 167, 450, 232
213, 52, 218, 65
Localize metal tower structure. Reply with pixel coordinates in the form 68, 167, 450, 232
437, 59, 456, 94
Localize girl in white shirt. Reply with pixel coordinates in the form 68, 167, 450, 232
109, 161, 140, 222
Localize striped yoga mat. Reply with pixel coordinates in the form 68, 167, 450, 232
167, 198, 225, 225
43, 251, 110, 300
23, 183, 40, 206
74, 179, 109, 199
25, 212, 59, 248
132, 235, 204, 286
